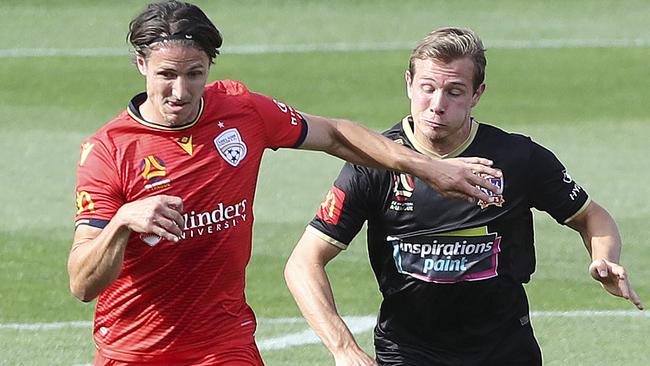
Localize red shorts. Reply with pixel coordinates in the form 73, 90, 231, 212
93, 342, 264, 366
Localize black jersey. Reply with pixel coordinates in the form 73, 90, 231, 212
309, 117, 590, 363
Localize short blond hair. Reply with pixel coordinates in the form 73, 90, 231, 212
408, 27, 486, 92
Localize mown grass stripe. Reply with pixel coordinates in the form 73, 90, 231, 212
2, 310, 647, 331
1, 38, 649, 58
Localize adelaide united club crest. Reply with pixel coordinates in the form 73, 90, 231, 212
477, 174, 505, 209
214, 128, 247, 167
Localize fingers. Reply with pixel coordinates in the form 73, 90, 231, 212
441, 176, 498, 203
466, 172, 502, 195
457, 157, 501, 179
151, 215, 183, 243
152, 197, 185, 242
628, 287, 645, 310
160, 195, 184, 212
119, 195, 185, 244
589, 259, 644, 310
160, 205, 185, 231
457, 157, 494, 167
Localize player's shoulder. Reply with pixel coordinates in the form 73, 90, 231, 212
80, 110, 136, 158
204, 79, 251, 98
477, 122, 535, 146
381, 120, 408, 144
476, 122, 557, 166
342, 120, 404, 178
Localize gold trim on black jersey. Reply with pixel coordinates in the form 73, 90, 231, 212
127, 93, 205, 131
306, 225, 348, 250
401, 116, 479, 159
563, 198, 592, 224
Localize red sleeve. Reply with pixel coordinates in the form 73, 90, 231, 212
249, 92, 308, 150
74, 138, 124, 228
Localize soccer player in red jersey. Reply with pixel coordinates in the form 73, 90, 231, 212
68, 2, 504, 365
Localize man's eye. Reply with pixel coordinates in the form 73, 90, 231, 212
158, 71, 175, 79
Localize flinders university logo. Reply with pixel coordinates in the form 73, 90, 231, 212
140, 155, 171, 192
214, 128, 247, 167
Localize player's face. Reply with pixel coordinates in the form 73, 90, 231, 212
136, 45, 210, 126
405, 57, 485, 154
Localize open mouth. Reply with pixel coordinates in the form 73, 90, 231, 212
165, 100, 188, 112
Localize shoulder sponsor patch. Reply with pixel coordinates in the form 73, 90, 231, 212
317, 186, 346, 225
214, 128, 247, 167
76, 191, 95, 215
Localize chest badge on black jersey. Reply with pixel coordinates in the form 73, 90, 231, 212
214, 128, 247, 167
477, 174, 505, 209
389, 173, 415, 212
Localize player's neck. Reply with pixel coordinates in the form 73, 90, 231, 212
416, 120, 473, 157
138, 98, 199, 127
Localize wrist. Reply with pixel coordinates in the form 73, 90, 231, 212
111, 208, 135, 237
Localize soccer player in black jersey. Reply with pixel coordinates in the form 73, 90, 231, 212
284, 27, 644, 366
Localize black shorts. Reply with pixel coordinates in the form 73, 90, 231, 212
375, 318, 542, 366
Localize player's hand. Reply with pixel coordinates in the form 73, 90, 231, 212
589, 258, 644, 310
333, 348, 378, 366
426, 157, 502, 203
116, 195, 185, 243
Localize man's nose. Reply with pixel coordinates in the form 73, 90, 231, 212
172, 77, 188, 100
430, 90, 446, 114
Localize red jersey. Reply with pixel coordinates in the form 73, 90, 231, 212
74, 80, 307, 362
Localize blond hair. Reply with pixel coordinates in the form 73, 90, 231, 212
408, 27, 486, 91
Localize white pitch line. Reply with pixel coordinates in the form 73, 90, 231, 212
258, 315, 376, 351
0, 320, 92, 330
1, 38, 649, 58
1, 310, 647, 331
530, 310, 650, 318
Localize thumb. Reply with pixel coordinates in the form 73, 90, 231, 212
589, 259, 609, 279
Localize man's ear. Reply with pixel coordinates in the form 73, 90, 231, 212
471, 83, 486, 107
405, 70, 413, 99
136, 55, 147, 76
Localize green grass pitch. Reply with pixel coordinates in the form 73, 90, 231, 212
1, 1, 649, 365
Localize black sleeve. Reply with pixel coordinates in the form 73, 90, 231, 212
308, 162, 376, 249
528, 141, 590, 224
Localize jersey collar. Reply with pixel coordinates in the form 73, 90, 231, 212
127, 92, 204, 131
401, 115, 479, 159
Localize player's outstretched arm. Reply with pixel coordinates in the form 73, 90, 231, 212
567, 201, 644, 310
68, 195, 184, 302
285, 230, 378, 366
298, 113, 502, 203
